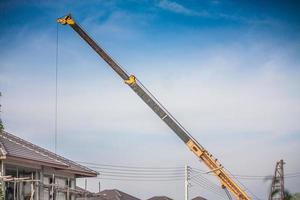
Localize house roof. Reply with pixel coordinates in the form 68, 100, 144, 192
0, 131, 98, 177
191, 197, 208, 200
95, 189, 141, 200
147, 196, 173, 200
76, 186, 93, 194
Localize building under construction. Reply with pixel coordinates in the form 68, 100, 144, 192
0, 131, 98, 200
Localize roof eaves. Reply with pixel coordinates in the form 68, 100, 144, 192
57, 168, 98, 177
6, 155, 69, 169
2, 131, 97, 176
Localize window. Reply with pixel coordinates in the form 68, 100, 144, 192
55, 177, 67, 187
42, 175, 74, 200
69, 179, 75, 189
43, 176, 50, 184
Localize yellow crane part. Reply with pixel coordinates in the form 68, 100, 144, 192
125, 75, 136, 85
186, 139, 250, 199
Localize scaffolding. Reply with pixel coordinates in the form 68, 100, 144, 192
0, 173, 39, 200
0, 173, 85, 200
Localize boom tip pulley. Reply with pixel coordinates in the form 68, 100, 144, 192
57, 14, 74, 25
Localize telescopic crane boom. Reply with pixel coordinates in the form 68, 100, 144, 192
57, 14, 251, 200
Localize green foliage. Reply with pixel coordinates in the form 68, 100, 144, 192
270, 188, 296, 200
291, 193, 300, 200
0, 118, 3, 133
285, 190, 293, 200
0, 92, 4, 199
0, 92, 3, 133
0, 181, 3, 200
271, 189, 280, 197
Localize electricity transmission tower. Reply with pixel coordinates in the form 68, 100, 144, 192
269, 160, 285, 200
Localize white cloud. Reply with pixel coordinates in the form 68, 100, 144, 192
156, 0, 279, 27
2, 32, 300, 138
157, 0, 208, 17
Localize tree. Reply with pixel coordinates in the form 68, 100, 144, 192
270, 189, 294, 200
0, 92, 4, 200
291, 193, 300, 200
0, 92, 3, 132
284, 190, 293, 200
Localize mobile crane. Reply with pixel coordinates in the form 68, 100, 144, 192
57, 14, 251, 200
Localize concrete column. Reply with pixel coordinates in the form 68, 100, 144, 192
39, 167, 44, 200
0, 160, 5, 200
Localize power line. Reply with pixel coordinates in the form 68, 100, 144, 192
90, 166, 229, 199
86, 166, 183, 172
190, 167, 263, 200
93, 166, 229, 200
82, 165, 185, 179
190, 169, 228, 197
223, 167, 263, 200
85, 166, 184, 173
191, 167, 300, 181
189, 167, 234, 200
95, 177, 183, 182
99, 174, 184, 179
88, 162, 287, 200
190, 169, 225, 191
282, 174, 300, 178
191, 176, 225, 196
92, 170, 184, 176
92, 169, 184, 177
87, 163, 299, 180
77, 161, 184, 170
54, 22, 59, 154
79, 161, 300, 179
284, 172, 300, 176
78, 161, 298, 199
190, 178, 227, 200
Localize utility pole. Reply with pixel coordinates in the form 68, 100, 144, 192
98, 181, 101, 193
185, 165, 190, 200
85, 178, 87, 200
269, 159, 285, 200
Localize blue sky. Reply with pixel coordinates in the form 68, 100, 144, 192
1, 0, 300, 199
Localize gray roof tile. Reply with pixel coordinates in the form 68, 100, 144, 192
95, 189, 141, 200
191, 197, 208, 200
147, 196, 173, 200
0, 131, 97, 177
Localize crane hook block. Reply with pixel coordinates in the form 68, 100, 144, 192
125, 75, 136, 85
57, 14, 75, 25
